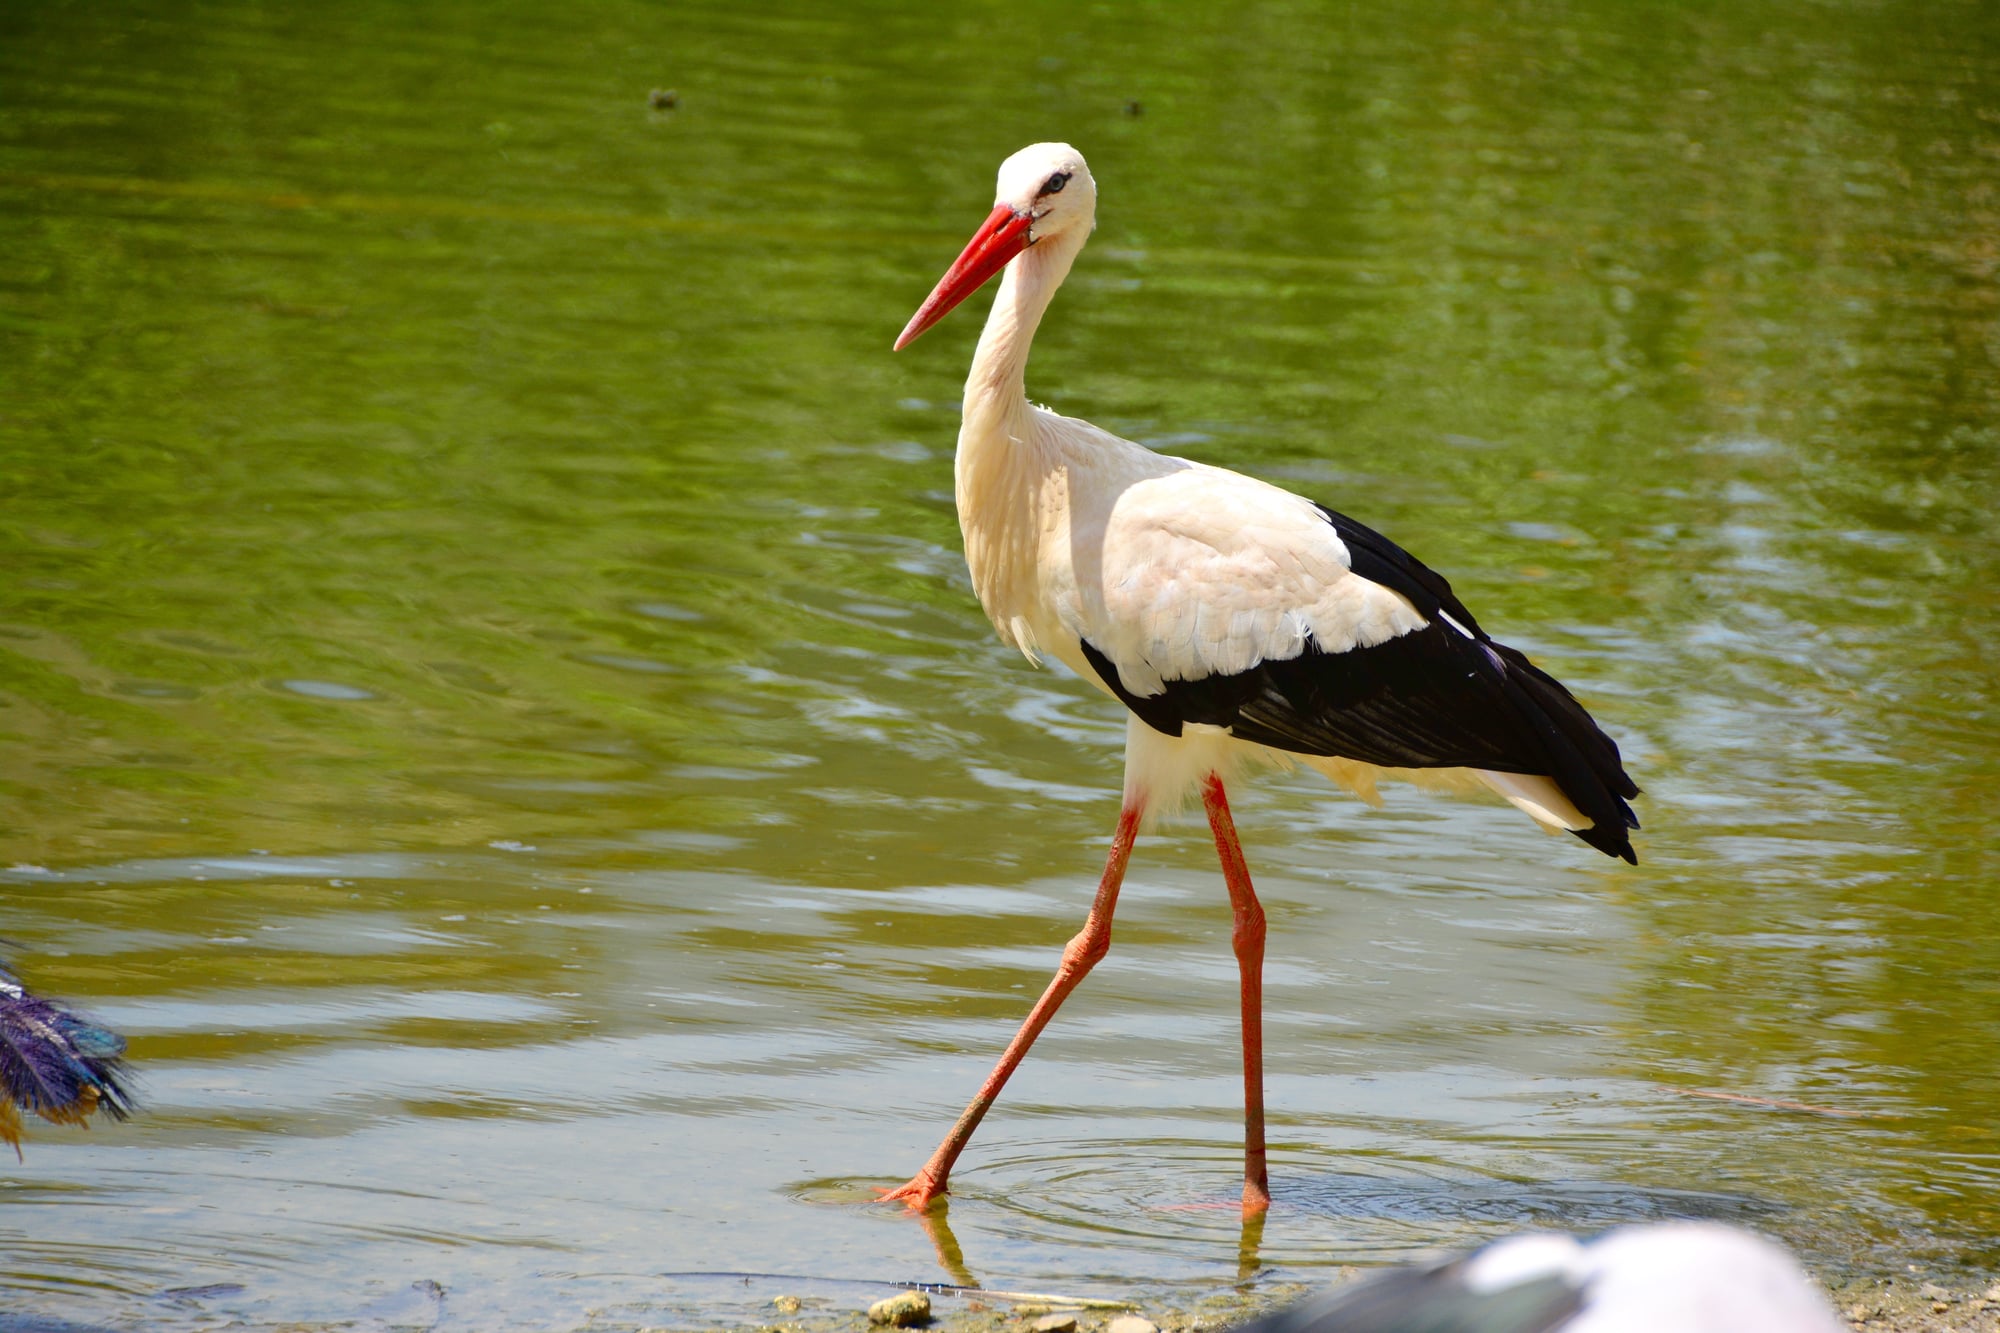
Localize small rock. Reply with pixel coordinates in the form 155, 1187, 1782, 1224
1845, 1303, 1870, 1322
1985, 1282, 2000, 1301
1108, 1318, 1159, 1333
1030, 1316, 1077, 1333
1920, 1282, 1952, 1302
772, 1295, 803, 1314
648, 88, 679, 110
868, 1291, 932, 1327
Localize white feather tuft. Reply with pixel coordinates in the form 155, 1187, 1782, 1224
1476, 769, 1591, 831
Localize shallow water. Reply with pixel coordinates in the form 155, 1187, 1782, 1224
3, 0, 1998, 1326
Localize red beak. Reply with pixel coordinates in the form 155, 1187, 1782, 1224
894, 203, 1034, 350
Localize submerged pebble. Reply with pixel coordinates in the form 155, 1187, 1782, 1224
1030, 1315, 1077, 1333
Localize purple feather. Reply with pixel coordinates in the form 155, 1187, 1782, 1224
0, 960, 133, 1151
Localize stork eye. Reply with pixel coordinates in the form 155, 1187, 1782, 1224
1039, 171, 1070, 197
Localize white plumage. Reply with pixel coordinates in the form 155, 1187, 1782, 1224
1234, 1223, 1847, 1333
879, 143, 1639, 1212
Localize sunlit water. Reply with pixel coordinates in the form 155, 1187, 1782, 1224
3, 0, 1998, 1327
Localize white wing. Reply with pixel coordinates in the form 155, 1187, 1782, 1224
1059, 460, 1427, 696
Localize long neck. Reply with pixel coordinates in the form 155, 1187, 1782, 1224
962, 234, 1080, 431
954, 230, 1084, 655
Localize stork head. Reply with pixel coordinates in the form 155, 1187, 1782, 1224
895, 142, 1096, 350
992, 141, 1096, 243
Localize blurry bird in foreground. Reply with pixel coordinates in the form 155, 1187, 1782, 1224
0, 958, 133, 1157
1231, 1223, 1845, 1333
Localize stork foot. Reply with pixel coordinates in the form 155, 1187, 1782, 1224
875, 1171, 948, 1211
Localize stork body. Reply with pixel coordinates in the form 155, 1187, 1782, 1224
881, 144, 1638, 1213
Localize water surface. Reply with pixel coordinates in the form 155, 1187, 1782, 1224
3, 0, 1998, 1327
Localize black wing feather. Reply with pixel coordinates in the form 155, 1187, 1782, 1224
1318, 505, 1488, 637
1080, 503, 1640, 863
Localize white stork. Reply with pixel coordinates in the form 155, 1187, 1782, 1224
880, 143, 1639, 1214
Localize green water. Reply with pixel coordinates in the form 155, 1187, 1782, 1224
3, 0, 1998, 1325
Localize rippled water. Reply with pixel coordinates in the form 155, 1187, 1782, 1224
4, 0, 1998, 1327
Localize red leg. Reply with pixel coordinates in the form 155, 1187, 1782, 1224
878, 803, 1143, 1209
1203, 773, 1270, 1214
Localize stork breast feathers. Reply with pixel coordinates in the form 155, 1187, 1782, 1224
1076, 465, 1428, 697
